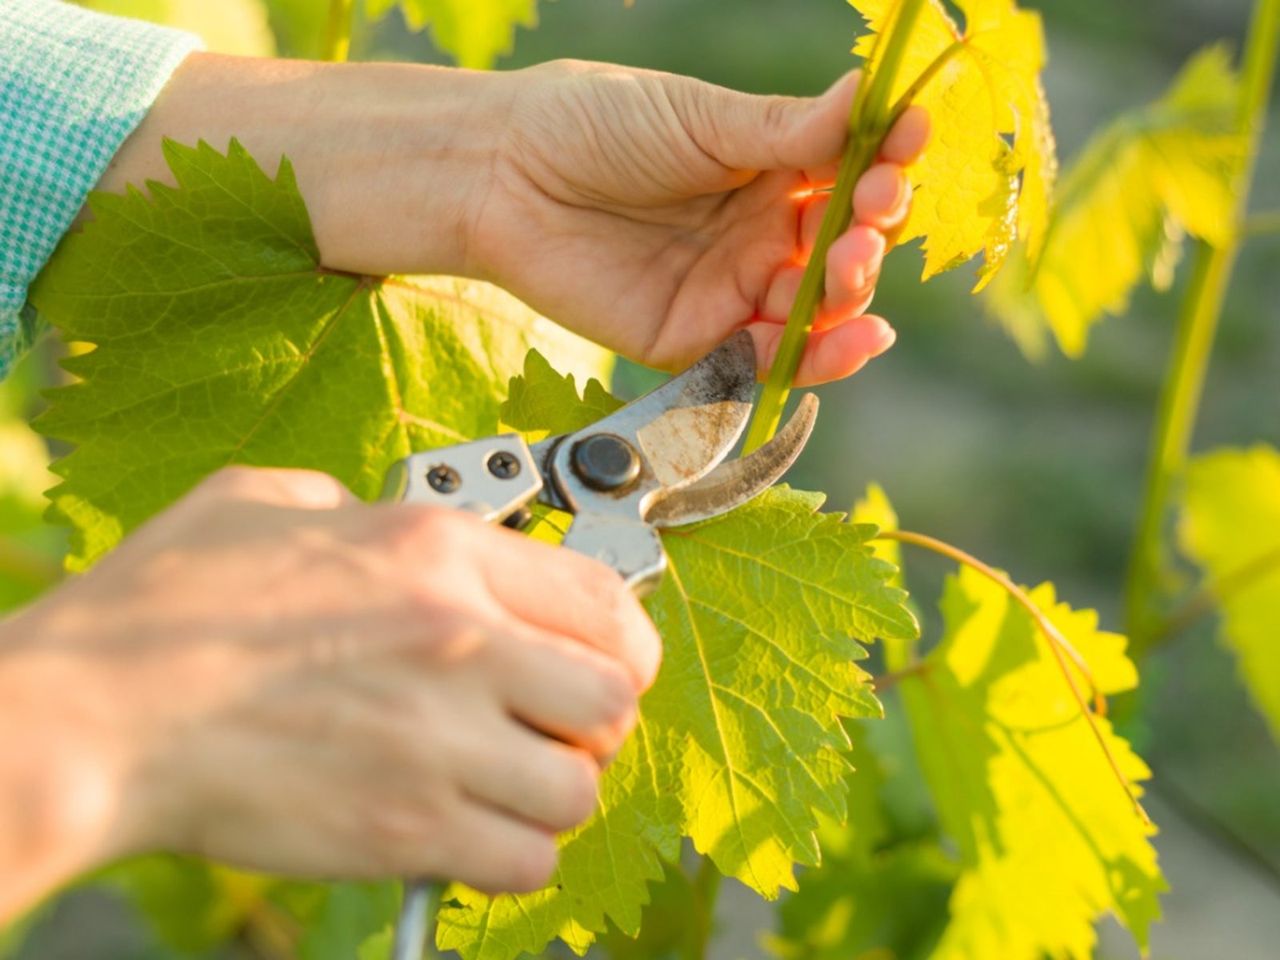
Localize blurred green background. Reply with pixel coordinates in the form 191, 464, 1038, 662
5, 0, 1278, 957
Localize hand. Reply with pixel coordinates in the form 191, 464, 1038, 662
0, 468, 660, 914
102, 56, 927, 385
471, 61, 930, 383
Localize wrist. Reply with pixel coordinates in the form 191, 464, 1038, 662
99, 53, 512, 278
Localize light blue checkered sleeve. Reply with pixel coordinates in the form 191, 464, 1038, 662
0, 0, 203, 379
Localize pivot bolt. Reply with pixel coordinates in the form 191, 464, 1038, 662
487, 450, 521, 479
426, 465, 460, 494
572, 434, 641, 492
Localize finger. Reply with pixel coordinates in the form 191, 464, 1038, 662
462, 724, 600, 833
825, 225, 886, 311
438, 801, 559, 893
194, 466, 355, 509
762, 264, 806, 322
678, 70, 860, 173
799, 196, 829, 258
881, 105, 931, 165
480, 529, 661, 690
494, 628, 638, 758
853, 162, 912, 234
747, 313, 896, 387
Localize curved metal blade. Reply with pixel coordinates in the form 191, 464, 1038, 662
581, 330, 757, 493
646, 393, 819, 528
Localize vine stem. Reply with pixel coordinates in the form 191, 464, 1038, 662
875, 529, 1152, 826
743, 0, 932, 453
322, 0, 356, 62
1125, 0, 1280, 655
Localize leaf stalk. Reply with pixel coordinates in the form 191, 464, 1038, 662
743, 0, 933, 453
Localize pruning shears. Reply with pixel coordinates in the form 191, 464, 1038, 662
382, 330, 819, 960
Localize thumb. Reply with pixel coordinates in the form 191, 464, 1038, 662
681, 71, 859, 173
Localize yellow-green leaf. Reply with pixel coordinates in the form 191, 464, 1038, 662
899, 566, 1164, 959
1179, 445, 1280, 742
851, 0, 1057, 286
985, 46, 1242, 357
851, 481, 904, 582
770, 726, 958, 960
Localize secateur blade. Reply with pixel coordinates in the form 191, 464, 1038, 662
533, 330, 758, 517
525, 331, 820, 593
646, 392, 819, 528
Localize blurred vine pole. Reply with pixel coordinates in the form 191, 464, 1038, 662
1126, 0, 1280, 654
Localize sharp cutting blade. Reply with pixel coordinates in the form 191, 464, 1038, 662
562, 330, 758, 494
645, 393, 819, 528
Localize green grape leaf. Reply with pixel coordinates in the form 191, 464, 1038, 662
500, 349, 623, 439
365, 0, 537, 69
30, 138, 611, 570
101, 857, 274, 954
900, 565, 1165, 959
770, 725, 957, 960
436, 358, 919, 959
852, 0, 1058, 287
293, 883, 400, 960
78, 0, 277, 55
1179, 445, 1280, 742
772, 840, 955, 960
985, 45, 1242, 357
357, 927, 395, 960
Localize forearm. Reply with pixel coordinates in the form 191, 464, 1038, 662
97, 53, 513, 279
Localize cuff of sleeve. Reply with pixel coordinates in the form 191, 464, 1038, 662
1, 1, 205, 379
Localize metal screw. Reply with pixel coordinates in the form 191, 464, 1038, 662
487, 450, 521, 480
572, 434, 641, 492
426, 465, 460, 494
